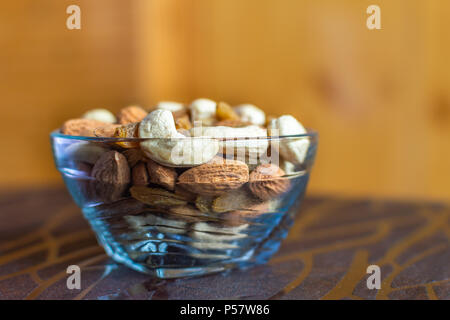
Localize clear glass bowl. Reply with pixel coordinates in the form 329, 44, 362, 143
50, 130, 318, 278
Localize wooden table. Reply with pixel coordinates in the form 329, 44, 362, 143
0, 188, 448, 300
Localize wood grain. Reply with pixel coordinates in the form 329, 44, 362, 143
1, 0, 449, 201
0, 0, 137, 187
135, 0, 450, 201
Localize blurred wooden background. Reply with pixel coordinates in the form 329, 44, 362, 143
1, 0, 449, 201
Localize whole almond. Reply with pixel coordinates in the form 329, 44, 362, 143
90, 151, 131, 203
130, 186, 187, 207
169, 205, 202, 217
146, 159, 177, 191
132, 162, 150, 186
117, 106, 148, 124
174, 185, 197, 202
94, 124, 121, 138
212, 188, 261, 213
169, 205, 222, 223
224, 200, 274, 220
61, 119, 107, 137
122, 148, 145, 168
195, 195, 214, 213
177, 158, 249, 196
168, 205, 209, 222
248, 163, 290, 200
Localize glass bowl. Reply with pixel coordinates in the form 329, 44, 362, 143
50, 130, 318, 278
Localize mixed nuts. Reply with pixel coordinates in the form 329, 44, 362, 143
59, 99, 310, 221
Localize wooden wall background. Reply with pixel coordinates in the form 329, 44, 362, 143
1, 0, 449, 201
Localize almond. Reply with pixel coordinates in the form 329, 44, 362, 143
117, 106, 148, 124
61, 119, 107, 137
169, 205, 203, 217
212, 188, 261, 213
90, 151, 131, 203
195, 195, 214, 213
122, 148, 145, 168
177, 157, 249, 196
130, 186, 187, 207
224, 200, 274, 220
174, 185, 198, 202
168, 205, 212, 222
94, 124, 121, 138
146, 159, 177, 191
248, 163, 290, 200
132, 162, 150, 186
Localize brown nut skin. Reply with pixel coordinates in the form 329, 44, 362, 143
122, 148, 145, 168
146, 159, 178, 191
61, 119, 107, 137
94, 124, 121, 138
211, 188, 261, 213
174, 185, 197, 202
73, 161, 93, 177
177, 157, 249, 196
131, 162, 150, 186
90, 151, 131, 203
248, 163, 290, 200
117, 106, 148, 124
195, 195, 214, 213
130, 186, 187, 207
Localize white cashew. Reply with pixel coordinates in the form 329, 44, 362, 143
139, 109, 178, 138
139, 109, 218, 166
155, 101, 185, 112
190, 125, 269, 159
234, 104, 266, 125
189, 98, 217, 125
279, 159, 297, 175
267, 115, 309, 164
82, 108, 116, 123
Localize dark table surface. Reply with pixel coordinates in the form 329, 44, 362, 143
0, 188, 448, 300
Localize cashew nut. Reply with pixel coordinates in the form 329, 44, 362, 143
139, 109, 178, 138
267, 115, 309, 164
234, 104, 266, 126
190, 125, 269, 160
82, 108, 116, 123
189, 98, 217, 125
139, 110, 219, 166
155, 101, 185, 112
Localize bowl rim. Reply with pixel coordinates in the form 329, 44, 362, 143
50, 129, 318, 142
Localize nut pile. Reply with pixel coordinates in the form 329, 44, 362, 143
60, 99, 310, 219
